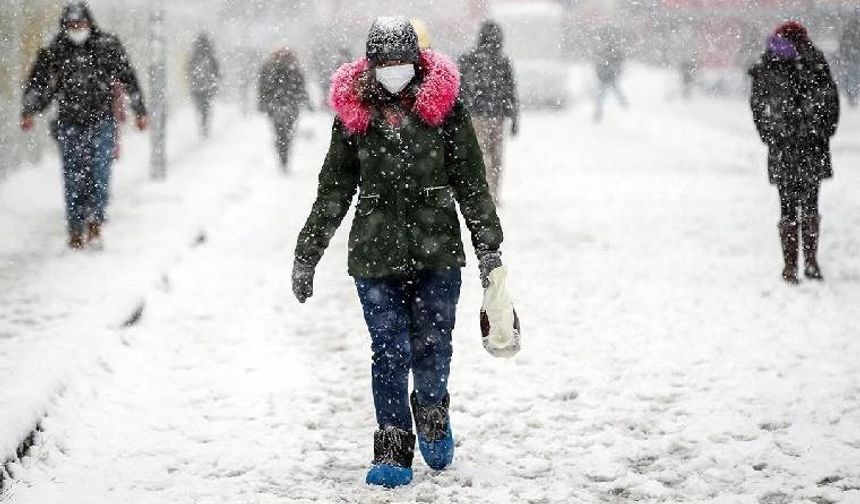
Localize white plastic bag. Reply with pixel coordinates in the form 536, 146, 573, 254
480, 266, 521, 358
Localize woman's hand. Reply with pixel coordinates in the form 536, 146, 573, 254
478, 250, 503, 288
20, 116, 35, 131
292, 260, 315, 303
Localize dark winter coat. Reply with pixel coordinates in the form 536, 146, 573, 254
257, 50, 309, 121
596, 42, 625, 83
749, 42, 839, 185
187, 36, 220, 99
458, 22, 518, 120
295, 50, 503, 278
21, 4, 146, 126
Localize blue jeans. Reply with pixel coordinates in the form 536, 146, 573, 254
57, 120, 117, 234
595, 80, 628, 120
355, 268, 462, 432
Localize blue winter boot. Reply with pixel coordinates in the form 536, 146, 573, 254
365, 426, 415, 488
411, 392, 454, 470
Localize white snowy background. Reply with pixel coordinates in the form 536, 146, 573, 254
0, 64, 858, 503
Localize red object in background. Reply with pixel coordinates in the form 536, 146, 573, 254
112, 81, 127, 161
776, 20, 809, 41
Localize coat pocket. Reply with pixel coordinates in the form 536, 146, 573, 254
356, 193, 380, 217
416, 186, 460, 256
422, 185, 455, 208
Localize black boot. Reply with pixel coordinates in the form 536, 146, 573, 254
411, 392, 454, 470
801, 215, 823, 280
366, 426, 415, 488
68, 230, 85, 250
87, 221, 103, 250
778, 218, 799, 284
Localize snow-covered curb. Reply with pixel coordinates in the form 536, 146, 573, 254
0, 107, 283, 488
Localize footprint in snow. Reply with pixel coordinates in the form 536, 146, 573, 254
759, 420, 791, 432
816, 475, 842, 487
758, 491, 792, 504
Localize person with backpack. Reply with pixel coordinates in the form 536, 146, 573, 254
20, 2, 147, 250
749, 22, 839, 283
292, 16, 505, 488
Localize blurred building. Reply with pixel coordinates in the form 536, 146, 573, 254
660, 0, 857, 68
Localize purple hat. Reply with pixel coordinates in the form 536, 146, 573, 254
767, 34, 798, 61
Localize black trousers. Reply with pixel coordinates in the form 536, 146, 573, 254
778, 177, 819, 221
193, 94, 212, 137
272, 116, 297, 169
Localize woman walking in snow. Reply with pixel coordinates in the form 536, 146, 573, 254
292, 16, 505, 488
749, 22, 839, 284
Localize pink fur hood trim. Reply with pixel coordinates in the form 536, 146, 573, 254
328, 50, 461, 135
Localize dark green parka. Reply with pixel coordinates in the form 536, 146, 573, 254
295, 50, 503, 278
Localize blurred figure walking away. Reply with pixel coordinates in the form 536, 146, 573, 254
20, 2, 147, 250
737, 25, 764, 74
311, 43, 352, 110
593, 31, 628, 122
838, 17, 860, 107
749, 22, 839, 284
458, 20, 519, 205
257, 48, 310, 171
679, 53, 697, 100
187, 34, 220, 138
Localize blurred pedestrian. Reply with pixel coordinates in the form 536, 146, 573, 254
838, 17, 860, 107
257, 48, 311, 171
679, 54, 697, 100
749, 22, 839, 284
292, 16, 505, 488
311, 42, 352, 110
737, 25, 764, 72
593, 31, 628, 122
411, 18, 432, 50
20, 2, 147, 250
458, 20, 519, 205
187, 34, 220, 138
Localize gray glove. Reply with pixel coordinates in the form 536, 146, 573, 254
292, 260, 315, 303
478, 250, 503, 289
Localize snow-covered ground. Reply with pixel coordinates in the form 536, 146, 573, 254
0, 105, 273, 469
2, 66, 860, 503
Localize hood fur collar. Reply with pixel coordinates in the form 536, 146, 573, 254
329, 50, 460, 135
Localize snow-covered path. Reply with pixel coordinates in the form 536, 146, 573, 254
3, 67, 860, 503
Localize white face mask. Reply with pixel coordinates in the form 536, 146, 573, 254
375, 64, 415, 95
67, 28, 91, 45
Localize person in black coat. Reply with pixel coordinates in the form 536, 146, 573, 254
20, 1, 147, 249
187, 34, 220, 137
749, 21, 839, 283
257, 48, 310, 171
458, 20, 519, 204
